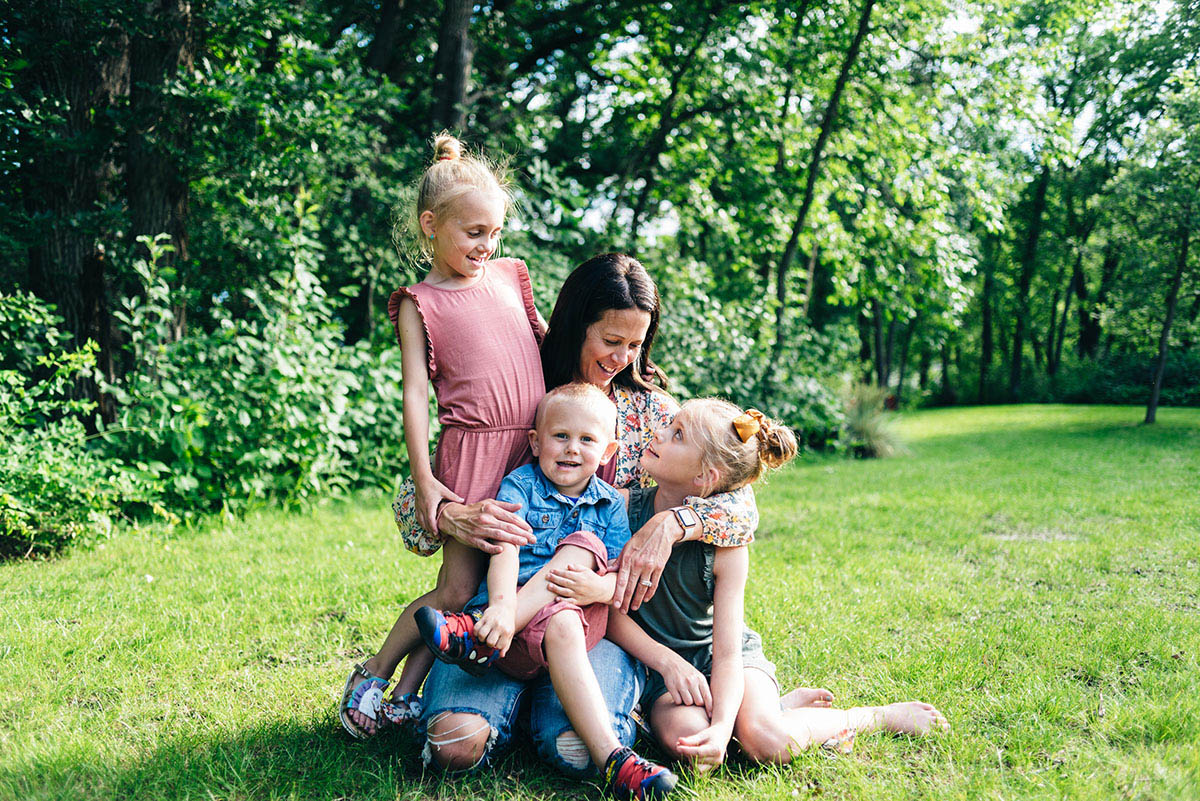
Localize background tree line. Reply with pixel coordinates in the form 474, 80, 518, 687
2, 0, 1198, 554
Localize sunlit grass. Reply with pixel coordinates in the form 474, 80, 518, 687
1, 405, 1197, 799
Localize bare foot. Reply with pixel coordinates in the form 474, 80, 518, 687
780, 686, 835, 709
877, 701, 949, 735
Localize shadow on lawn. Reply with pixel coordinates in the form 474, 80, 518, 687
9, 716, 607, 800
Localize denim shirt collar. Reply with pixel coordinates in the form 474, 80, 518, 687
531, 464, 612, 507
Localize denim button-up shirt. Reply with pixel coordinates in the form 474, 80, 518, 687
467, 463, 631, 609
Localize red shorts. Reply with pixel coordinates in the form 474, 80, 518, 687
496, 530, 613, 681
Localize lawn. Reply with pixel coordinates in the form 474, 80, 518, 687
1, 405, 1198, 800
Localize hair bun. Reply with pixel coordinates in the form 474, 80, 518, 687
433, 133, 462, 162
756, 420, 798, 469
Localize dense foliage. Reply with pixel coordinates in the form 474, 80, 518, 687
0, 294, 151, 558
3, 0, 1198, 553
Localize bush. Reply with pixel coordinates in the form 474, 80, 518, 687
1055, 350, 1200, 407
101, 227, 409, 517
0, 294, 156, 559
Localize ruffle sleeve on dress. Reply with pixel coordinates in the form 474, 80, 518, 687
388, 286, 437, 377
508, 258, 545, 345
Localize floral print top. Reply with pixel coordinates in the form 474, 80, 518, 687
394, 385, 758, 555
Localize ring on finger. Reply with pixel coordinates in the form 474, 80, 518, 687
639, 579, 653, 587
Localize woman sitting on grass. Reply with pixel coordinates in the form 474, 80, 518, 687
548, 399, 950, 771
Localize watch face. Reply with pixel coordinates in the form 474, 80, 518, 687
675, 507, 699, 527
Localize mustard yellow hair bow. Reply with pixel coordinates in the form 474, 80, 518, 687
732, 409, 765, 442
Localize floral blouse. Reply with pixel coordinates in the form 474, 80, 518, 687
393, 386, 759, 556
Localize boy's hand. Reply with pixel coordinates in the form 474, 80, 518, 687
658, 653, 712, 714
413, 475, 464, 533
546, 564, 612, 606
474, 602, 516, 656
675, 722, 733, 771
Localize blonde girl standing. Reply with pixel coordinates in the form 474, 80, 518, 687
340, 134, 545, 739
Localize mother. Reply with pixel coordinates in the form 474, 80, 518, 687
403, 253, 758, 775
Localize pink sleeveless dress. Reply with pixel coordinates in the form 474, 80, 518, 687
388, 258, 544, 504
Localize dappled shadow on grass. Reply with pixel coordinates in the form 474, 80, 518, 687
3, 715, 609, 800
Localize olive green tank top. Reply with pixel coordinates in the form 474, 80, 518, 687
626, 486, 716, 652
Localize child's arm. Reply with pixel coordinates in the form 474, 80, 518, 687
676, 545, 749, 768
605, 610, 713, 713
474, 543, 519, 655
397, 296, 463, 531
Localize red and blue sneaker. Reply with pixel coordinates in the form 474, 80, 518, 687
603, 746, 678, 800
415, 606, 499, 676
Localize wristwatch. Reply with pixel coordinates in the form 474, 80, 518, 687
670, 506, 701, 536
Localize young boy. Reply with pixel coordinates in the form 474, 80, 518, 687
416, 383, 677, 799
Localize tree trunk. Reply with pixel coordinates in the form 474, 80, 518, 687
769, 0, 876, 379
979, 245, 995, 402
1051, 259, 1077, 376
432, 0, 474, 130
1044, 261, 1064, 371
19, 1, 129, 418
127, 0, 197, 341
918, 346, 931, 391
895, 319, 915, 403
857, 307, 873, 375
884, 314, 897, 386
800, 245, 819, 319
1078, 246, 1118, 358
939, 344, 956, 404
873, 301, 886, 386
366, 0, 407, 74
1146, 222, 1192, 424
1009, 164, 1052, 399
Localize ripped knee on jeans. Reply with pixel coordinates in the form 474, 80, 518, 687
554, 729, 591, 772
422, 711, 497, 772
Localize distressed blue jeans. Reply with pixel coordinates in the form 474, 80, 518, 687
419, 638, 644, 777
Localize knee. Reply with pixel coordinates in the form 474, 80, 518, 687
538, 728, 592, 777
424, 713, 495, 772
434, 578, 477, 611
543, 610, 585, 646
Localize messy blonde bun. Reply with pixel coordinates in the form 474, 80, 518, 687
432, 133, 463, 162
678, 398, 798, 494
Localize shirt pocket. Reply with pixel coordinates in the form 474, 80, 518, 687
527, 507, 565, 555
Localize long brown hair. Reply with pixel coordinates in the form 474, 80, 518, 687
541, 253, 668, 392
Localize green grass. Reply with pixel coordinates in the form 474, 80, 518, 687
2, 405, 1198, 800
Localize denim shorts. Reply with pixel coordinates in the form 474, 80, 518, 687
419, 638, 645, 777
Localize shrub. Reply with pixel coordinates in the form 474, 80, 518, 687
101, 227, 409, 517
0, 294, 156, 559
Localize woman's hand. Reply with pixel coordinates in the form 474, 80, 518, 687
612, 510, 683, 613
474, 602, 516, 656
675, 722, 733, 771
413, 475, 464, 533
439, 500, 536, 555
658, 653, 713, 713
547, 564, 614, 606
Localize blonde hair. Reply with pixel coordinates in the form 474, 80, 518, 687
534, 382, 618, 440
678, 399, 798, 495
409, 133, 513, 261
